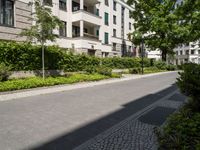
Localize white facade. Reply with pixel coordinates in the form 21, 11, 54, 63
174, 41, 200, 65
0, 0, 135, 57
53, 0, 135, 57
146, 50, 161, 61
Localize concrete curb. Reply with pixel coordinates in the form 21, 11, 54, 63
0, 71, 177, 102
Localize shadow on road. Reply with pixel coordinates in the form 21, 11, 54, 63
29, 84, 177, 150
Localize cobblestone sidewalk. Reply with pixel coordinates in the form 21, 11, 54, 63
74, 91, 186, 150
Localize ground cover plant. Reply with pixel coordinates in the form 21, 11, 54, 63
0, 73, 116, 92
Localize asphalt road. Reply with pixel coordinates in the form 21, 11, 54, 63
0, 72, 179, 150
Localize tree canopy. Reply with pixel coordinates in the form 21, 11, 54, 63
127, 0, 200, 61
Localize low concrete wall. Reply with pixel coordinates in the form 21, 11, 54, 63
9, 70, 65, 79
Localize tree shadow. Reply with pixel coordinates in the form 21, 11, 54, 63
29, 84, 178, 150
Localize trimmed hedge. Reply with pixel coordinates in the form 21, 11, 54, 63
0, 41, 173, 72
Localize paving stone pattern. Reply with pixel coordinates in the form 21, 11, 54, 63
74, 92, 186, 150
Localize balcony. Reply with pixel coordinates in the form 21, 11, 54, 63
72, 0, 101, 25
72, 21, 100, 41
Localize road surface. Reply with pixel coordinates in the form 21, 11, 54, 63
0, 72, 186, 150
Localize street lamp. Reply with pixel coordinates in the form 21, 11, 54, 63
141, 35, 144, 75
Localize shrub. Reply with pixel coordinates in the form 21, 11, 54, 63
166, 64, 177, 71
156, 108, 200, 150
177, 63, 200, 111
154, 61, 167, 70
0, 63, 11, 82
83, 66, 97, 74
143, 67, 162, 74
96, 66, 112, 76
129, 67, 142, 74
102, 57, 141, 69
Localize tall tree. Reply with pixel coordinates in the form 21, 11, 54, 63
127, 0, 200, 61
21, 0, 63, 79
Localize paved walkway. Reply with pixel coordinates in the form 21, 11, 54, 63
74, 91, 186, 150
0, 72, 185, 150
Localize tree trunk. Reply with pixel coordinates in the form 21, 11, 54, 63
161, 50, 167, 62
42, 43, 45, 80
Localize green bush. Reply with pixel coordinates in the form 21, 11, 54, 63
154, 61, 167, 70
156, 108, 200, 150
166, 64, 177, 71
129, 67, 142, 74
0, 41, 155, 72
177, 63, 200, 111
96, 66, 112, 76
0, 41, 65, 70
0, 63, 11, 81
102, 57, 141, 69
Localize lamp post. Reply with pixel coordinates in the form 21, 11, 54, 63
141, 35, 144, 75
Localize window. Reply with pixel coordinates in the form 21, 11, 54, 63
129, 10, 132, 18
113, 1, 117, 10
96, 9, 99, 16
129, 22, 132, 30
104, 12, 109, 25
43, 0, 52, 6
180, 50, 183, 55
113, 43, 117, 51
113, 15, 116, 24
96, 29, 99, 37
105, 0, 109, 6
191, 50, 195, 54
186, 50, 189, 55
104, 32, 109, 44
129, 46, 132, 52
59, 21, 67, 37
59, 0, 67, 10
0, 0, 14, 26
113, 29, 116, 37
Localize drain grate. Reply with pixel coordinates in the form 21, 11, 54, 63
138, 107, 176, 126
168, 93, 187, 102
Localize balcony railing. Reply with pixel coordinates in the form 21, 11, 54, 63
73, 33, 99, 40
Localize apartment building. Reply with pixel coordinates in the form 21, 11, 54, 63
0, 0, 135, 57
0, 0, 32, 41
173, 0, 200, 65
174, 42, 200, 65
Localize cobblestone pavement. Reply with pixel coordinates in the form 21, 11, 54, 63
74, 91, 186, 150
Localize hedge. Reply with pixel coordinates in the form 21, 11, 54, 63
0, 41, 156, 71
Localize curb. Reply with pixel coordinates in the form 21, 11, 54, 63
0, 71, 177, 102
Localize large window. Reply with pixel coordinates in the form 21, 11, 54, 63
0, 0, 14, 26
59, 21, 67, 37
104, 32, 109, 44
104, 12, 109, 25
59, 0, 67, 11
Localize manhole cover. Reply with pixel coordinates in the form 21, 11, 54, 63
168, 93, 187, 102
138, 107, 176, 126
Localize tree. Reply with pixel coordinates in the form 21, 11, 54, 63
21, 0, 63, 79
127, 0, 200, 61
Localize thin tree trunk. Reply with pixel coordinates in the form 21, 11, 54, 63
42, 43, 45, 80
161, 50, 167, 62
